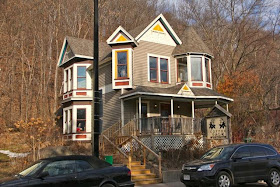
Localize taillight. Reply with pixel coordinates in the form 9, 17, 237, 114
127, 170, 131, 176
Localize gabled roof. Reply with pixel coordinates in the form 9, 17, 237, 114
134, 14, 182, 45
172, 27, 213, 57
106, 26, 138, 46
205, 104, 232, 118
58, 36, 112, 67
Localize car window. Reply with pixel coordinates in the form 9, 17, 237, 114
19, 161, 46, 177
249, 146, 266, 157
201, 146, 235, 160
232, 146, 250, 158
76, 160, 93, 172
88, 158, 111, 169
42, 160, 76, 177
264, 147, 277, 156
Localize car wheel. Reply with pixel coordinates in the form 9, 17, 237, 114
216, 171, 232, 187
101, 183, 115, 187
267, 168, 280, 187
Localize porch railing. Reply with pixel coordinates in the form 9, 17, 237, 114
137, 117, 201, 135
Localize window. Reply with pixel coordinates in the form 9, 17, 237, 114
149, 57, 158, 82
205, 58, 210, 83
149, 55, 169, 84
77, 109, 86, 132
264, 147, 277, 156
69, 68, 73, 91
191, 57, 203, 81
64, 110, 68, 134
76, 160, 92, 172
77, 66, 86, 89
177, 57, 188, 82
160, 59, 168, 83
232, 146, 251, 158
42, 160, 76, 176
69, 109, 72, 133
249, 146, 266, 157
65, 70, 68, 93
117, 51, 128, 78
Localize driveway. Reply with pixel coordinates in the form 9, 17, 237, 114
136, 181, 267, 187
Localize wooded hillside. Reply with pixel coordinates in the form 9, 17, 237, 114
0, 0, 279, 140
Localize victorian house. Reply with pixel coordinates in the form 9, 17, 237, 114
58, 14, 233, 142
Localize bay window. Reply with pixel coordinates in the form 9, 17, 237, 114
191, 57, 203, 81
205, 58, 210, 83
177, 57, 188, 82
77, 66, 86, 89
77, 109, 86, 133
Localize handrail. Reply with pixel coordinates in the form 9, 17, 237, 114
102, 135, 128, 159
101, 120, 121, 138
131, 136, 159, 159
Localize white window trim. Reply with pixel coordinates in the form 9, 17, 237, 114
147, 53, 171, 84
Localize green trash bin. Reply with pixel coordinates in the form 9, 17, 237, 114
244, 137, 252, 143
104, 155, 113, 164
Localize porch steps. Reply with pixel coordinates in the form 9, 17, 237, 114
128, 160, 161, 185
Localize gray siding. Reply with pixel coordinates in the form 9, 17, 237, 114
99, 63, 112, 87
102, 90, 121, 131
133, 41, 176, 88
124, 100, 136, 124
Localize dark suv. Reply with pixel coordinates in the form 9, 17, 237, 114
181, 143, 280, 187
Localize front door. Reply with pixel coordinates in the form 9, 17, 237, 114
160, 103, 171, 134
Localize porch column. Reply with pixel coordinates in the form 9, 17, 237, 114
191, 101, 195, 134
171, 98, 174, 117
139, 97, 142, 133
226, 104, 229, 112
121, 99, 124, 127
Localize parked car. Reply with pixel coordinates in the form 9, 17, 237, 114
0, 155, 134, 187
181, 143, 280, 187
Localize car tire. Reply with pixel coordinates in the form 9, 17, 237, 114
101, 183, 115, 187
267, 168, 280, 187
216, 171, 232, 187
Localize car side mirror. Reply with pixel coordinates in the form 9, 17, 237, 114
37, 171, 49, 179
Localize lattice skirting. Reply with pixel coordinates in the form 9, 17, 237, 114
138, 135, 205, 151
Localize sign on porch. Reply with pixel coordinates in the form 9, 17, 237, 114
206, 116, 228, 139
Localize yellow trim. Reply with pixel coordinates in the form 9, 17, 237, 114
183, 85, 189, 91
116, 34, 128, 42
153, 24, 164, 32
115, 50, 129, 79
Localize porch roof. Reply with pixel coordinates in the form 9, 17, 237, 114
119, 85, 233, 102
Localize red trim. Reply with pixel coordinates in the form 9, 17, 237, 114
76, 135, 87, 139
76, 92, 87, 95
114, 77, 129, 80
206, 83, 211, 88
115, 81, 129, 86
192, 82, 203, 86
69, 93, 73, 97
64, 95, 68, 99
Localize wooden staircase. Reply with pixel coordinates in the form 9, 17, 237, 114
100, 120, 162, 185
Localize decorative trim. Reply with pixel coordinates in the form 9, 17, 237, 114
76, 92, 87, 96
192, 83, 203, 86
76, 135, 87, 139
116, 81, 129, 86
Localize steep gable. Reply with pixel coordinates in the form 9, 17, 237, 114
135, 14, 182, 46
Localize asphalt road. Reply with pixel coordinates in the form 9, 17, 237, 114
136, 181, 268, 187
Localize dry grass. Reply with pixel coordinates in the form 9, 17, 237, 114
0, 132, 29, 153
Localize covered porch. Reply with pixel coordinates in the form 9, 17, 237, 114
119, 85, 233, 136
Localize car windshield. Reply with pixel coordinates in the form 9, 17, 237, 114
201, 147, 235, 160
19, 161, 46, 177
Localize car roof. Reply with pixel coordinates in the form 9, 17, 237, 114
40, 155, 99, 162
215, 143, 276, 150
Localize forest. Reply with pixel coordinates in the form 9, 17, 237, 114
0, 0, 279, 143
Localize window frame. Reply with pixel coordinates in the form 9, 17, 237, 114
148, 54, 170, 84
77, 66, 87, 90
160, 58, 169, 84
176, 57, 188, 83
77, 108, 86, 133
191, 56, 203, 81
149, 56, 158, 83
115, 50, 129, 80
205, 57, 211, 83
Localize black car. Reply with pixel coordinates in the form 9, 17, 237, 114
0, 155, 134, 187
181, 143, 280, 187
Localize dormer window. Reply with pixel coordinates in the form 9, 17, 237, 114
116, 51, 128, 78
77, 66, 86, 89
